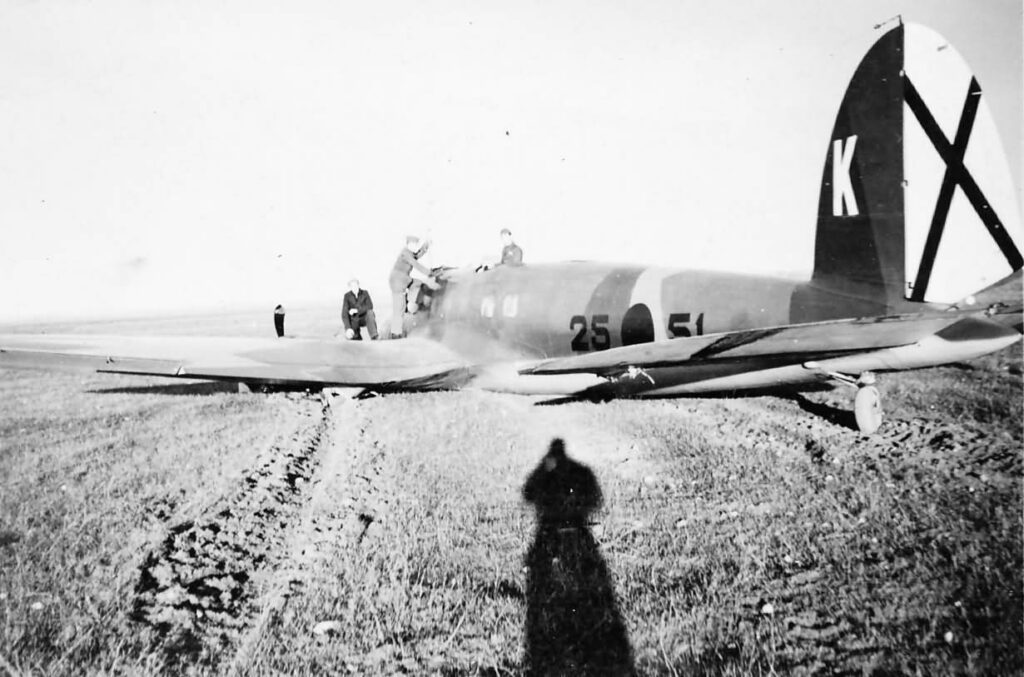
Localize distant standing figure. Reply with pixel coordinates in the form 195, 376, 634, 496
389, 235, 439, 339
273, 305, 286, 338
342, 279, 378, 340
499, 228, 523, 266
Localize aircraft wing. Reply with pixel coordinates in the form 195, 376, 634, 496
520, 306, 1022, 378
0, 334, 472, 390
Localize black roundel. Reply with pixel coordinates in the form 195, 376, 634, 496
621, 304, 655, 346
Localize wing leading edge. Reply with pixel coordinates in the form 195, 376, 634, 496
0, 334, 472, 390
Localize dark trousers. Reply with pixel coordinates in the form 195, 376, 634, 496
347, 310, 378, 340
389, 271, 411, 337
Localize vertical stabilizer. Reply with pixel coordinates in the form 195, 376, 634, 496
792, 22, 1022, 323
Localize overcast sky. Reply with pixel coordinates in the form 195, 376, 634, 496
0, 0, 1020, 322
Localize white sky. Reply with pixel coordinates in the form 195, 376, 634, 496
0, 0, 1020, 321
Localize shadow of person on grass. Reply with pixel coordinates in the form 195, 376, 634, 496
522, 439, 634, 676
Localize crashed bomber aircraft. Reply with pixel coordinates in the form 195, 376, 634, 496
2, 23, 1021, 434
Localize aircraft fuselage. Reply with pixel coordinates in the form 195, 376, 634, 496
402, 262, 1017, 398
416, 262, 801, 362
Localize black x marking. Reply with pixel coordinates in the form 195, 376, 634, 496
903, 75, 1023, 301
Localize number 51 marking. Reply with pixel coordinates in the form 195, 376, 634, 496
668, 312, 704, 338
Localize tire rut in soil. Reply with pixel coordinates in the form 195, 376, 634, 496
131, 394, 331, 663
225, 400, 393, 674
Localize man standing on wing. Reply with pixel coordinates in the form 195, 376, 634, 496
389, 235, 439, 339
341, 278, 378, 340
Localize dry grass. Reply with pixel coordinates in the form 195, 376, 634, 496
0, 369, 301, 674
0, 314, 1020, 675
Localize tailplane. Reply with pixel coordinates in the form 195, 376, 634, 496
792, 22, 1022, 322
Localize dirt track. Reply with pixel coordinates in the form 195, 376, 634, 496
132, 395, 331, 661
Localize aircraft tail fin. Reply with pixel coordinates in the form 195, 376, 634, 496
792, 22, 1022, 322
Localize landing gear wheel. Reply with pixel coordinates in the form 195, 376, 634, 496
854, 385, 882, 434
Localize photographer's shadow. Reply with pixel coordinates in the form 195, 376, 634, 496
522, 439, 634, 676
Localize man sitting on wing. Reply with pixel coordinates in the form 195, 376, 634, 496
341, 278, 378, 340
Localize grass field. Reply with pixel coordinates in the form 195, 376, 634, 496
0, 313, 1020, 675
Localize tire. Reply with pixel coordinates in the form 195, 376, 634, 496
854, 385, 883, 434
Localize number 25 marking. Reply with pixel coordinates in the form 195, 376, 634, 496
570, 314, 610, 351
